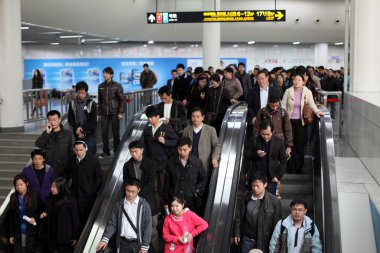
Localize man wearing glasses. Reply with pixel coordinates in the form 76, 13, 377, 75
269, 199, 322, 253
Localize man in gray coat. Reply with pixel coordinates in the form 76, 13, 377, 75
96, 178, 152, 253
182, 107, 222, 178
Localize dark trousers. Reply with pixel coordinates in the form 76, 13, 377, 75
120, 238, 139, 253
266, 181, 277, 195
100, 115, 120, 154
84, 135, 97, 155
288, 119, 305, 173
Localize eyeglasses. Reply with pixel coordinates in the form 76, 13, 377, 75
291, 208, 306, 212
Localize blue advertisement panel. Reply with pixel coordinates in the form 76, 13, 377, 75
24, 57, 246, 94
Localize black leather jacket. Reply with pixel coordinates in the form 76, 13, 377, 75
98, 80, 124, 116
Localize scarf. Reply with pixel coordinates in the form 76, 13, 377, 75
75, 94, 90, 126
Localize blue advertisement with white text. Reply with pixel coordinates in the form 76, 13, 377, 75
24, 57, 246, 94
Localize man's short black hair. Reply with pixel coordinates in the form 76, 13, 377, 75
215, 69, 223, 75
210, 74, 220, 83
208, 66, 214, 71
260, 120, 274, 132
129, 140, 143, 149
177, 63, 185, 70
177, 137, 192, 148
31, 149, 45, 159
191, 107, 204, 116
145, 105, 160, 117
194, 67, 204, 75
238, 62, 245, 67
47, 110, 61, 118
143, 63, 149, 68
224, 67, 234, 74
268, 94, 281, 103
158, 86, 172, 96
296, 65, 307, 76
124, 178, 141, 189
257, 69, 269, 77
75, 81, 89, 92
250, 172, 268, 184
290, 199, 308, 209
103, 67, 114, 76
171, 69, 177, 74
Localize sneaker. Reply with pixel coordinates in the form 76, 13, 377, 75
98, 153, 110, 159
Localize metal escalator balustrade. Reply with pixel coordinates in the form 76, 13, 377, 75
74, 107, 149, 253
197, 102, 248, 253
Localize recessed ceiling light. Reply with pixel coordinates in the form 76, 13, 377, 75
50, 43, 60, 45
190, 45, 194, 48
293, 41, 300, 45
114, 38, 120, 40
195, 44, 199, 47
143, 44, 148, 47
248, 41, 255, 45
22, 41, 38, 43
148, 40, 154, 44
60, 35, 83, 38
100, 41, 119, 44
171, 46, 178, 50
334, 42, 344, 45
233, 44, 238, 47
21, 27, 29, 30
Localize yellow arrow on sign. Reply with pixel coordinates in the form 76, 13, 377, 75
275, 11, 284, 20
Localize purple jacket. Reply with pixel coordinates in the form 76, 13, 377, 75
22, 164, 55, 204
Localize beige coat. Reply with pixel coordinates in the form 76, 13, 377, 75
281, 86, 320, 126
182, 124, 222, 176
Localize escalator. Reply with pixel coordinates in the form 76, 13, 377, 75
197, 104, 342, 253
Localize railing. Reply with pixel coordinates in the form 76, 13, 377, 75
22, 88, 75, 122
315, 89, 342, 137
120, 88, 159, 131
313, 106, 342, 253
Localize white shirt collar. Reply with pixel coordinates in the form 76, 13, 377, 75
260, 85, 269, 91
251, 192, 265, 200
125, 196, 139, 205
193, 124, 203, 133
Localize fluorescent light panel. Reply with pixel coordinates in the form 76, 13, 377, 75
100, 41, 119, 44
60, 35, 83, 38
248, 41, 255, 44
293, 41, 300, 45
39, 31, 62, 35
335, 42, 344, 45
148, 40, 154, 44
233, 44, 238, 47
84, 38, 104, 42
50, 43, 60, 45
21, 27, 29, 30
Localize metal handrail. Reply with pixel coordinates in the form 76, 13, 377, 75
197, 102, 248, 253
74, 107, 149, 253
313, 106, 342, 253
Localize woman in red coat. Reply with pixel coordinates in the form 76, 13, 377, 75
163, 197, 208, 253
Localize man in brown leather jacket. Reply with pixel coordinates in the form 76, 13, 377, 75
98, 67, 124, 158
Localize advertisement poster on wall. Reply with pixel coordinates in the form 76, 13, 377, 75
24, 57, 246, 94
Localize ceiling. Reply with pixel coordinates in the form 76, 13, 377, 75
20, 0, 346, 45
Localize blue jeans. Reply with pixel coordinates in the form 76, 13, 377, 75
241, 236, 257, 253
84, 135, 97, 155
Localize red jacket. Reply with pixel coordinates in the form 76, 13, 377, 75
163, 209, 208, 253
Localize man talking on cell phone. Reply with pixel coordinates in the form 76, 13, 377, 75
35, 110, 73, 176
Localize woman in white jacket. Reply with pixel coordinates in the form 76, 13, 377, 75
281, 74, 324, 173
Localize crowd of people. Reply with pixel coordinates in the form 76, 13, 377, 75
1, 62, 344, 253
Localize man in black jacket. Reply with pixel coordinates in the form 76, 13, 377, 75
172, 63, 192, 102
164, 137, 208, 214
244, 120, 287, 195
35, 110, 73, 176
98, 67, 124, 158
233, 173, 282, 253
324, 69, 342, 119
123, 141, 159, 253
68, 81, 98, 155
235, 62, 253, 101
67, 140, 103, 231
157, 85, 188, 135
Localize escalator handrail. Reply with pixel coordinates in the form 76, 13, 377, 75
315, 106, 342, 253
74, 106, 149, 253
197, 102, 248, 253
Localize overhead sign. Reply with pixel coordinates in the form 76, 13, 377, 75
147, 10, 286, 24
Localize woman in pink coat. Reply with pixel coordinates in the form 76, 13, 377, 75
163, 197, 208, 253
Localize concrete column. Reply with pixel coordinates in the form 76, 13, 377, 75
349, 0, 380, 92
202, 0, 220, 70
314, 43, 329, 67
0, 0, 24, 132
